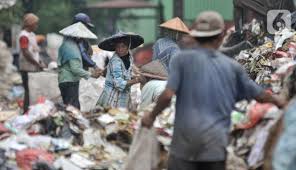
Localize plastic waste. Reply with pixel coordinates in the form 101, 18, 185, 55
83, 128, 104, 147
5, 100, 55, 133
16, 149, 54, 170
123, 127, 159, 170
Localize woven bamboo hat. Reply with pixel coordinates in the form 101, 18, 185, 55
160, 17, 190, 34
59, 22, 97, 39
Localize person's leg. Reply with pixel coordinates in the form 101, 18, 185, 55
59, 82, 80, 109
167, 154, 199, 170
20, 71, 29, 113
71, 81, 80, 109
59, 82, 67, 105
197, 161, 225, 170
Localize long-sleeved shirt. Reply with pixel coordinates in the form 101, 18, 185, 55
78, 40, 97, 70
97, 53, 133, 108
152, 37, 180, 73
58, 38, 90, 84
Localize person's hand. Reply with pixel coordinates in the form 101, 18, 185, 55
91, 68, 103, 78
39, 63, 46, 68
38, 62, 46, 71
135, 75, 147, 84
134, 75, 146, 83
141, 112, 155, 128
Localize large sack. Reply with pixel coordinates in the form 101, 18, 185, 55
28, 72, 60, 105
79, 77, 105, 112
124, 127, 159, 170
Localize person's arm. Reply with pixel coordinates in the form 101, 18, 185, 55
20, 36, 42, 68
78, 41, 97, 68
109, 58, 140, 91
142, 88, 175, 127
236, 63, 287, 108
255, 91, 287, 108
69, 59, 91, 79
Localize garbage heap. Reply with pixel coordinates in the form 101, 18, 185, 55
0, 98, 174, 170
0, 40, 23, 110
226, 28, 296, 170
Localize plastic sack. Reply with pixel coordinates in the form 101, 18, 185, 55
123, 127, 159, 170
237, 102, 274, 129
79, 77, 105, 112
28, 72, 61, 105
5, 100, 55, 133
16, 149, 54, 170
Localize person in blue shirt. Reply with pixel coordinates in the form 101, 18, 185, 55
152, 17, 189, 73
73, 13, 98, 70
142, 11, 286, 170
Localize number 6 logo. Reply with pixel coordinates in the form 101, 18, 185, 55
267, 10, 291, 34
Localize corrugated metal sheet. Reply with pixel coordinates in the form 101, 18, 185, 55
184, 0, 234, 21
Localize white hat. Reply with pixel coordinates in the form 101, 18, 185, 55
59, 22, 97, 39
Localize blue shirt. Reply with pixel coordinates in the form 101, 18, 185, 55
78, 40, 97, 69
152, 37, 180, 72
167, 48, 263, 161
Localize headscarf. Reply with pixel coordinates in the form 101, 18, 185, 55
23, 13, 39, 28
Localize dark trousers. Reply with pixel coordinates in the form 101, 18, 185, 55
59, 82, 80, 109
20, 71, 29, 113
168, 155, 225, 170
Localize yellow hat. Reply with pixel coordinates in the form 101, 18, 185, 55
160, 17, 190, 34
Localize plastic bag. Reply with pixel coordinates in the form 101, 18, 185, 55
237, 102, 274, 129
28, 72, 61, 104
5, 100, 55, 133
123, 127, 159, 170
79, 77, 105, 112
16, 149, 54, 170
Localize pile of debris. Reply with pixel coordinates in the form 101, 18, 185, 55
0, 40, 23, 110
226, 28, 296, 170
0, 96, 175, 169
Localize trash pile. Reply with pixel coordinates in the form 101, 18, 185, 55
0, 94, 176, 170
227, 101, 282, 170
2, 21, 296, 169
226, 28, 296, 170
0, 40, 23, 110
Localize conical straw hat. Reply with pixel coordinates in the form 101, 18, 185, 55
98, 31, 144, 51
160, 17, 189, 34
140, 60, 168, 80
59, 22, 97, 39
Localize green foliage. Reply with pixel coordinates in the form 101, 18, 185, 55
34, 0, 74, 34
0, 1, 23, 29
19, 0, 86, 34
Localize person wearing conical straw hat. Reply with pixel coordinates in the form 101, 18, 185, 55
96, 31, 145, 108
152, 17, 189, 73
58, 22, 101, 109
